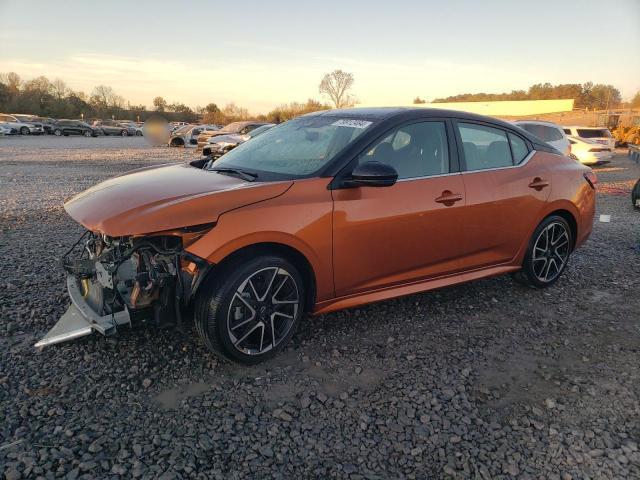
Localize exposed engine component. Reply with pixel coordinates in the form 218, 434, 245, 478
62, 232, 193, 328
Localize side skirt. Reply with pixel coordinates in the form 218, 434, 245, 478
312, 264, 520, 315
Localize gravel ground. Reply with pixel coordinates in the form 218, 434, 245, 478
1, 136, 639, 479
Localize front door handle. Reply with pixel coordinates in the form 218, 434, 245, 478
528, 177, 549, 191
435, 190, 463, 206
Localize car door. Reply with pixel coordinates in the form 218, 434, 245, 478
332, 120, 468, 297
454, 120, 551, 268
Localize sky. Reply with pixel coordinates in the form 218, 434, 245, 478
0, 0, 638, 114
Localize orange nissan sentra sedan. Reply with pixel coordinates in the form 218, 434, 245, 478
37, 108, 596, 363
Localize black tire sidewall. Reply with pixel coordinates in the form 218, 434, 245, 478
521, 215, 572, 288
198, 255, 305, 364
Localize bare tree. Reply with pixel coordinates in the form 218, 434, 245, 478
319, 70, 355, 108
413, 96, 426, 104
90, 85, 116, 108
153, 96, 167, 112
0, 72, 21, 93
51, 78, 68, 99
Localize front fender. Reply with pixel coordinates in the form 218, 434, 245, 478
185, 178, 334, 302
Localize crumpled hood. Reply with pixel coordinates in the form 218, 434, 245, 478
65, 163, 292, 236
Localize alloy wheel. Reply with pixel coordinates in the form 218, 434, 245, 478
531, 222, 570, 283
226, 267, 300, 356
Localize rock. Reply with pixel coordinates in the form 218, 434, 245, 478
259, 446, 274, 457
142, 378, 152, 388
4, 468, 22, 480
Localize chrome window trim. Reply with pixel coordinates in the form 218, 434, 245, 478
396, 171, 461, 182
460, 150, 536, 175
396, 150, 536, 182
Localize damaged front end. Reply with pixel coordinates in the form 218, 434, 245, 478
35, 228, 211, 348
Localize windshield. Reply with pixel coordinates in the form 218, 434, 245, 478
173, 125, 192, 135
577, 128, 611, 138
219, 122, 246, 133
213, 116, 374, 177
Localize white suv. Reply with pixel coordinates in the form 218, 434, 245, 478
512, 120, 570, 155
562, 126, 615, 150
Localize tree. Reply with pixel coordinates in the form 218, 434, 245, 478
631, 91, 640, 108
265, 98, 329, 123
205, 103, 220, 114
153, 96, 167, 112
50, 78, 68, 100
413, 96, 426, 104
319, 69, 355, 108
0, 72, 21, 93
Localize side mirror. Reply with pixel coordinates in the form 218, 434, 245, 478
348, 161, 398, 187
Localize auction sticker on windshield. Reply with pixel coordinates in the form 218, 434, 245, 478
332, 119, 372, 129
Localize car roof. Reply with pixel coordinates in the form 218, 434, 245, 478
513, 120, 562, 127
306, 106, 524, 126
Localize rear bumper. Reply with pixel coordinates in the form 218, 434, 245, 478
34, 276, 130, 348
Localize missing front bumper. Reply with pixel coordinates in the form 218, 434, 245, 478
34, 276, 131, 348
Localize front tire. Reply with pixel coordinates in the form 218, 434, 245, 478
20, 126, 30, 135
514, 215, 572, 288
83, 130, 92, 137
53, 129, 62, 136
195, 255, 305, 364
121, 129, 128, 137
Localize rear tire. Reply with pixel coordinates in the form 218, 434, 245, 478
20, 126, 30, 135
54, 129, 62, 136
83, 130, 91, 137
195, 254, 305, 364
513, 215, 573, 288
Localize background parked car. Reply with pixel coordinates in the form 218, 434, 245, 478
0, 113, 45, 135
196, 121, 268, 151
568, 136, 613, 165
168, 124, 219, 147
0, 123, 18, 135
53, 120, 100, 137
202, 123, 275, 157
563, 126, 615, 150
118, 122, 143, 136
92, 120, 129, 136
513, 120, 570, 155
11, 113, 47, 135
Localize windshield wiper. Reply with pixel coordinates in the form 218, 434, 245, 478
211, 167, 258, 182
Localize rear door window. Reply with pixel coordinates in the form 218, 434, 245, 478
577, 129, 611, 138
457, 123, 513, 171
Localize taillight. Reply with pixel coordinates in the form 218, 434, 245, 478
583, 171, 597, 189
588, 148, 604, 152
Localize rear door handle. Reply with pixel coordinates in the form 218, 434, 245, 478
435, 190, 463, 206
528, 177, 549, 191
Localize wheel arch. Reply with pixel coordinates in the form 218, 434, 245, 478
543, 207, 579, 250
196, 242, 317, 313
